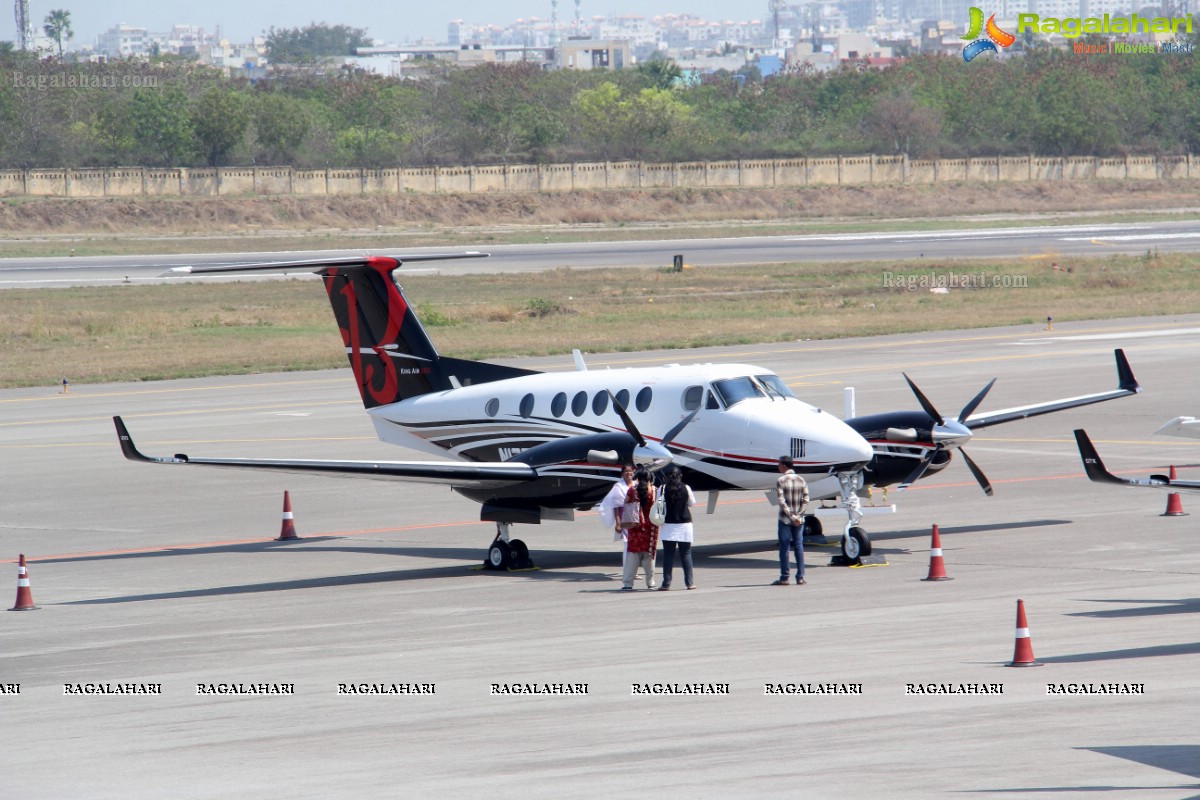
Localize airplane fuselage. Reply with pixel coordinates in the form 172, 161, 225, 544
369, 362, 873, 512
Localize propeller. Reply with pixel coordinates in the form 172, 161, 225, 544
607, 393, 698, 471
661, 408, 699, 449
899, 373, 997, 496
608, 390, 647, 448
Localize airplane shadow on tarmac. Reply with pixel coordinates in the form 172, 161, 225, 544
1036, 641, 1200, 664
1065, 597, 1200, 619
56, 540, 792, 604
53, 517, 1071, 604
970, 744, 1200, 798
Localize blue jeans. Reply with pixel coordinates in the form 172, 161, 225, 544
661, 540, 693, 587
777, 519, 805, 580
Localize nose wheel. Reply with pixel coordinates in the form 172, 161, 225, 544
841, 526, 872, 560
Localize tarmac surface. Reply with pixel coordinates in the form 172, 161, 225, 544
3, 314, 1199, 798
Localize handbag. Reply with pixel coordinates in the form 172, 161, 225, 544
649, 488, 666, 527
619, 500, 641, 529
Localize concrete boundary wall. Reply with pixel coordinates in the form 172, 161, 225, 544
0, 156, 1193, 198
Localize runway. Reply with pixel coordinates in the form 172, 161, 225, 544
2, 315, 1199, 798
3, 218, 1200, 287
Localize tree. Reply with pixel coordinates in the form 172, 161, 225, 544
42, 9, 72, 60
192, 88, 251, 166
863, 89, 942, 156
636, 56, 682, 91
252, 93, 311, 165
264, 23, 372, 64
129, 88, 194, 166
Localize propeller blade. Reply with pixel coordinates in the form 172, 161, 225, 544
957, 378, 996, 423
897, 451, 935, 491
902, 372, 944, 426
661, 408, 700, 448
959, 448, 994, 496
608, 390, 646, 448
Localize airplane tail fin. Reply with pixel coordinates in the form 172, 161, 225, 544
162, 253, 537, 409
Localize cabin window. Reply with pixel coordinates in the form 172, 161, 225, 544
572, 391, 588, 416
592, 391, 609, 416
712, 376, 765, 408
551, 392, 567, 418
635, 386, 653, 412
682, 385, 703, 411
519, 393, 535, 418
615, 389, 630, 410
485, 398, 500, 417
756, 374, 795, 399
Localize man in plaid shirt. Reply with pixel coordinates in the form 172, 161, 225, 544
773, 455, 809, 586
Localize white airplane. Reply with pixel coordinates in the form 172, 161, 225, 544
114, 253, 877, 567
113, 253, 1143, 569
1156, 416, 1200, 440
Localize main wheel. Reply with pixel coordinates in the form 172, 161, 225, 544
487, 541, 512, 570
804, 515, 823, 542
841, 527, 872, 560
508, 539, 531, 568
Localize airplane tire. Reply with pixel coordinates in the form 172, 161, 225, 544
804, 515, 823, 540
487, 541, 512, 570
509, 539, 531, 569
842, 527, 872, 560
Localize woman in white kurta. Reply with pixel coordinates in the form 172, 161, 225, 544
657, 466, 697, 590
598, 465, 635, 567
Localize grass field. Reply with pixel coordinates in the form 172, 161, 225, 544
3, 251, 1196, 389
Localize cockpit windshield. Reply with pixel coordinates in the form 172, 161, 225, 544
756, 374, 795, 399
712, 376, 767, 408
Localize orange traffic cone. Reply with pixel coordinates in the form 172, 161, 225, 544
1007, 599, 1041, 667
1162, 466, 1186, 517
921, 524, 952, 581
9, 554, 38, 611
276, 491, 300, 541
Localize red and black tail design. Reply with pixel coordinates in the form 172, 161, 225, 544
161, 252, 537, 409
322, 257, 443, 408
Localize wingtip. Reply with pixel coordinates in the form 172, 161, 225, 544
113, 415, 142, 461
1074, 428, 1118, 485
1114, 348, 1140, 393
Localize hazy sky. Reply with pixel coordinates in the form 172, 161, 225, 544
21, 1, 769, 46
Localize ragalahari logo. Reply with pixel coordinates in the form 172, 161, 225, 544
962, 7, 1016, 61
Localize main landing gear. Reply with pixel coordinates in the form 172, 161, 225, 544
483, 522, 536, 571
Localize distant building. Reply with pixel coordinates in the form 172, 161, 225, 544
96, 24, 150, 57
555, 37, 631, 69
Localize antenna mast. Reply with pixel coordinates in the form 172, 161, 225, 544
15, 0, 34, 50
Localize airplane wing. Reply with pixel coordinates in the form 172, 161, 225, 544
161, 251, 489, 277
1155, 416, 1200, 440
114, 416, 537, 490
1073, 428, 1200, 491
964, 349, 1139, 429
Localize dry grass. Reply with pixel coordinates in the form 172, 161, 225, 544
3, 253, 1197, 389
3, 181, 1200, 245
